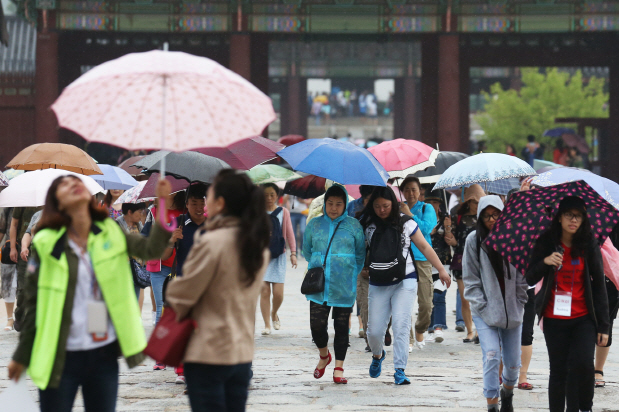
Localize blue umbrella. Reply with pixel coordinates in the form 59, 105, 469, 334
531, 167, 619, 209
92, 164, 139, 190
277, 138, 389, 186
543, 127, 576, 137
434, 153, 536, 190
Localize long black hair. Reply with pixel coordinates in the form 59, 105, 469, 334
211, 170, 270, 286
359, 186, 401, 230
547, 196, 592, 258
476, 212, 511, 280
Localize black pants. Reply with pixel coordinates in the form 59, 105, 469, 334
184, 362, 252, 412
309, 301, 351, 361
521, 288, 536, 346
543, 315, 596, 412
39, 342, 119, 412
13, 258, 27, 330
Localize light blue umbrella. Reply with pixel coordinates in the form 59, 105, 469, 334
434, 153, 536, 190
277, 138, 389, 186
92, 164, 139, 190
532, 167, 619, 209
447, 178, 521, 197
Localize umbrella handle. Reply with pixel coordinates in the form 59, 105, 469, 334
157, 198, 178, 232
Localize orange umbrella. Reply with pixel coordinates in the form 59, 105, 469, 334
6, 143, 102, 175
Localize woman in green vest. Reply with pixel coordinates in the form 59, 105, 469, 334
8, 175, 173, 412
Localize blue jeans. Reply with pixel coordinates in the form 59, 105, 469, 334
184, 362, 252, 412
150, 265, 172, 324
428, 289, 447, 331
39, 342, 119, 412
367, 279, 418, 370
472, 315, 522, 399
289, 212, 306, 251
456, 291, 464, 327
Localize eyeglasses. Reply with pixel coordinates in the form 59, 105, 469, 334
481, 213, 500, 222
563, 212, 583, 222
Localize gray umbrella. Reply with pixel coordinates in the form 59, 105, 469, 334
132, 150, 171, 171
146, 151, 231, 184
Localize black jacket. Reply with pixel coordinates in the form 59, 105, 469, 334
525, 231, 610, 334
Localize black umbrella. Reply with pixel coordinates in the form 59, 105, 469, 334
283, 173, 326, 199
146, 151, 230, 184
412, 151, 469, 184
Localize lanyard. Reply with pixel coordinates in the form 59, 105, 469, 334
554, 255, 577, 295
71, 238, 102, 301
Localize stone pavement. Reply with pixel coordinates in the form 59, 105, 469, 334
0, 256, 617, 411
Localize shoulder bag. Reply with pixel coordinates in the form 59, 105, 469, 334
301, 221, 342, 295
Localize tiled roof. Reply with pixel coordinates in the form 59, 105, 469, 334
0, 16, 36, 75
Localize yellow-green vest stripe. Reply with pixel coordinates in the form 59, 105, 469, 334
29, 218, 146, 390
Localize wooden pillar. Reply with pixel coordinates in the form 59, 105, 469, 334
229, 34, 252, 81
34, 25, 59, 143
421, 36, 438, 148
437, 34, 461, 152
393, 77, 417, 140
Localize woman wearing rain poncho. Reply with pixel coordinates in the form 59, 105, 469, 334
302, 185, 366, 385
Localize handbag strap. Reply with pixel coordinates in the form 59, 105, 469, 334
322, 221, 343, 269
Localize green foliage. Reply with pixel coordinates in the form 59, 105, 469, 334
475, 68, 608, 157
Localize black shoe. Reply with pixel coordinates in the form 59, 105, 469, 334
499, 387, 514, 412
365, 345, 371, 352
474, 334, 480, 344
384, 330, 392, 346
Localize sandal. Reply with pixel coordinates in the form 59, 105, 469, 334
333, 367, 347, 384
595, 370, 605, 388
518, 382, 534, 390
314, 351, 332, 379
4, 317, 14, 331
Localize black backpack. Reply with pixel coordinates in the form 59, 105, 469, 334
269, 207, 286, 259
368, 215, 412, 285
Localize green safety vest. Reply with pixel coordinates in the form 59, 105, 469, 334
28, 218, 146, 390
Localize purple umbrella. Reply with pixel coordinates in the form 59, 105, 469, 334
195, 136, 284, 170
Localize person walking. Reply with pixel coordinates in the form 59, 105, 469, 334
463, 195, 529, 412
526, 196, 610, 412
303, 184, 366, 384
286, 195, 309, 252
360, 187, 450, 385
445, 184, 485, 343
0, 207, 17, 331
8, 175, 172, 412
166, 170, 271, 412
399, 176, 437, 349
261, 183, 297, 335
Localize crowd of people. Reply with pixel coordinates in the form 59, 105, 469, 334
309, 89, 394, 126
1, 162, 617, 412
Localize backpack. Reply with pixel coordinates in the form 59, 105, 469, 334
269, 207, 286, 260
368, 215, 412, 285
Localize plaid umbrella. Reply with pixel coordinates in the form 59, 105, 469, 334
486, 180, 619, 275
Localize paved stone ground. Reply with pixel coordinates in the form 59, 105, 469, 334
0, 256, 617, 411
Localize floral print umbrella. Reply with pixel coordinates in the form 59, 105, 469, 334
486, 180, 619, 275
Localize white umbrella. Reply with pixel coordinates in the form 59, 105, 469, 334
114, 181, 147, 205
0, 169, 104, 208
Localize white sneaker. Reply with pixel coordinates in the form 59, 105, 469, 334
409, 345, 413, 353
261, 328, 271, 335
434, 329, 444, 343
175, 375, 186, 384
414, 339, 425, 350
273, 318, 281, 330
425, 333, 435, 343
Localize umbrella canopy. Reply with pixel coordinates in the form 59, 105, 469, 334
532, 167, 619, 209
283, 174, 326, 199
433, 153, 536, 190
117, 155, 146, 177
412, 151, 469, 184
0, 171, 9, 188
533, 159, 560, 171
246, 164, 302, 185
3, 169, 24, 180
277, 138, 389, 186
132, 151, 170, 171
146, 151, 230, 184
367, 139, 438, 178
561, 133, 589, 154
114, 181, 147, 205
6, 143, 102, 175
346, 183, 403, 202
445, 178, 521, 196
196, 136, 284, 170
486, 180, 619, 275
0, 169, 104, 207
140, 173, 190, 200
278, 134, 306, 147
543, 127, 576, 137
91, 164, 139, 190
51, 50, 276, 152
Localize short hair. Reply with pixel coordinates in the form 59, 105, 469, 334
187, 183, 207, 202
527, 134, 536, 143
399, 176, 421, 192
262, 183, 280, 197
359, 185, 375, 199
122, 202, 146, 215
324, 185, 347, 204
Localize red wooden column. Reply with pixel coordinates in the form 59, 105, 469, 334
421, 35, 438, 148
393, 77, 417, 140
34, 11, 59, 144
229, 34, 252, 81
437, 34, 461, 152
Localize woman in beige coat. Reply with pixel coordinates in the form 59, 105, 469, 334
166, 170, 271, 412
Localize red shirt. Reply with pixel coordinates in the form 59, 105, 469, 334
544, 244, 588, 319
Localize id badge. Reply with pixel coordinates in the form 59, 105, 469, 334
553, 291, 572, 317
87, 300, 108, 337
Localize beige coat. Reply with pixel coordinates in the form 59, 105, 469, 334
166, 216, 269, 365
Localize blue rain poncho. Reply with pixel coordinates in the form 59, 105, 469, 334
302, 185, 366, 307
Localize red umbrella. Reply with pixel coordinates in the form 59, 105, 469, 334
368, 139, 438, 178
278, 134, 306, 147
118, 155, 146, 176
283, 174, 325, 198
195, 136, 284, 170
140, 173, 190, 199
561, 133, 590, 154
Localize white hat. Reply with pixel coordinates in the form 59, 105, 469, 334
477, 195, 504, 218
